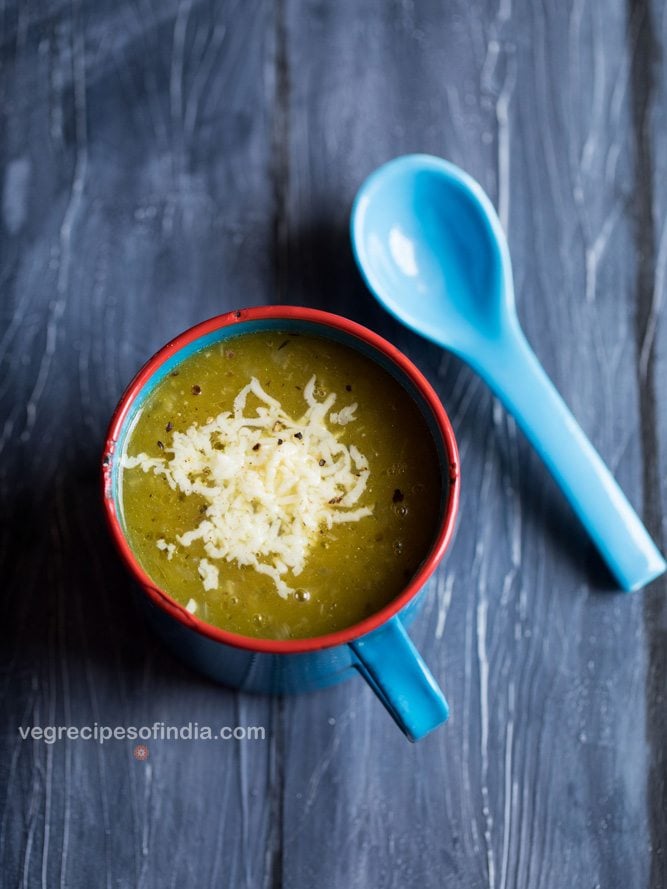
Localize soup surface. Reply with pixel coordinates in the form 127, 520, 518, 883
119, 330, 442, 639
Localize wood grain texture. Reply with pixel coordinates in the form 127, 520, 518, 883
638, 1, 667, 886
1, 2, 276, 887
0, 1, 664, 887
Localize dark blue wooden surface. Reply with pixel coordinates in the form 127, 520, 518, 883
1, 1, 665, 887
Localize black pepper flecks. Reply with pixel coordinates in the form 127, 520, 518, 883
319, 459, 326, 466
277, 340, 289, 351
345, 384, 352, 392
165, 421, 173, 432
294, 432, 303, 440
252, 443, 261, 451
392, 488, 404, 503
192, 384, 201, 395
157, 440, 164, 450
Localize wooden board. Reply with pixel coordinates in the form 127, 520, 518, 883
1, 0, 664, 886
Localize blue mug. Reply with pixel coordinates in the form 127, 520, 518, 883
102, 307, 460, 741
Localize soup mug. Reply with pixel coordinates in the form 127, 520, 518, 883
102, 306, 460, 741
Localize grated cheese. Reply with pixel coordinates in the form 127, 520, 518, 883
122, 376, 373, 597
156, 538, 176, 560
330, 403, 358, 425
197, 559, 219, 592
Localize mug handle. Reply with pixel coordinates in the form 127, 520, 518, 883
349, 616, 449, 741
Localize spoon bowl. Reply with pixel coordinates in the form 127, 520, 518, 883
351, 154, 665, 591
352, 156, 514, 353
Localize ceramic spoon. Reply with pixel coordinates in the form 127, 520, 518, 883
351, 154, 665, 591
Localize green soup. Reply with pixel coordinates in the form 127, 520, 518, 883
119, 331, 442, 639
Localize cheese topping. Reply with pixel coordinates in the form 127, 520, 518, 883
156, 538, 176, 560
122, 376, 373, 597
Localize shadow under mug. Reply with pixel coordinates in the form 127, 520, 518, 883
102, 306, 460, 741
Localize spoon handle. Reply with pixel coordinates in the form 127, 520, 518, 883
475, 327, 665, 590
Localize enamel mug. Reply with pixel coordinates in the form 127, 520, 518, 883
102, 306, 460, 741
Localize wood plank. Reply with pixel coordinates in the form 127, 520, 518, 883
641, 0, 667, 884
0, 2, 276, 886
279, 1, 654, 887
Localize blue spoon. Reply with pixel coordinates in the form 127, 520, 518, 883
351, 154, 665, 591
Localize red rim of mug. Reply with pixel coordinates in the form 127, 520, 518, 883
101, 305, 460, 654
